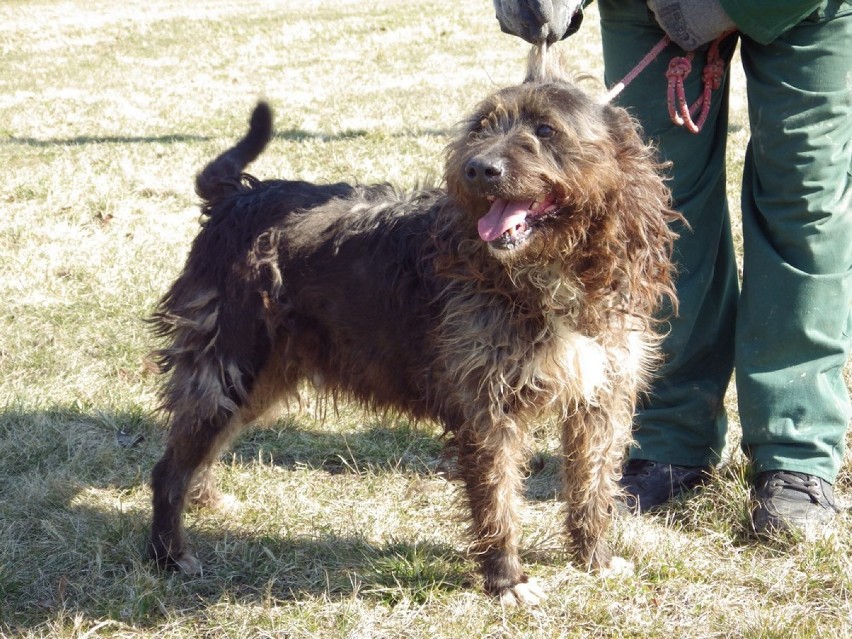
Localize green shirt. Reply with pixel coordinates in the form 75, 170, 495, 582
719, 0, 840, 44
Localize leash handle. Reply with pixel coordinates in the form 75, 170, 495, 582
605, 31, 736, 135
665, 31, 735, 134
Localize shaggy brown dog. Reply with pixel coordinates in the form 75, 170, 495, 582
148, 58, 678, 605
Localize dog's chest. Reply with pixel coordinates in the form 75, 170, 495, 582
437, 292, 615, 409
528, 323, 610, 404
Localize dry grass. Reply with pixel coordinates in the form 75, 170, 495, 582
1, 1, 850, 637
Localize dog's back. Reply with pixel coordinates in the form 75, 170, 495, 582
153, 107, 449, 423
269, 185, 446, 413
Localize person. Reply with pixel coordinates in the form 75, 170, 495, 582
493, 0, 851, 534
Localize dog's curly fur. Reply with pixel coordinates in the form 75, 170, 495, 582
148, 56, 678, 603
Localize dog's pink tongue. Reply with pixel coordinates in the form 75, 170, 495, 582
477, 199, 533, 242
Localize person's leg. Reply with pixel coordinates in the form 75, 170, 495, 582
598, 0, 739, 482
735, 1, 852, 532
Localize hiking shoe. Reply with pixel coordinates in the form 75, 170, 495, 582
752, 470, 840, 536
618, 459, 711, 514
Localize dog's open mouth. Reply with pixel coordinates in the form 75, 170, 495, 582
477, 197, 558, 249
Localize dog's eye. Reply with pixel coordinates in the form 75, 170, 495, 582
535, 124, 556, 139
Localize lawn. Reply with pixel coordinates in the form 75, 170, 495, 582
1, 1, 849, 637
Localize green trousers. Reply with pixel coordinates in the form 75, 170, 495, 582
597, 0, 852, 482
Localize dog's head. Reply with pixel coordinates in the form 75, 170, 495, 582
444, 53, 675, 275
443, 57, 679, 321
446, 81, 653, 252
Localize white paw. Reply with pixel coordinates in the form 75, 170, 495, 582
601, 555, 634, 578
214, 493, 242, 513
174, 552, 203, 577
499, 578, 547, 607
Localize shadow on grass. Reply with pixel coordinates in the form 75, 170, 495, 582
221, 414, 562, 498
11, 403, 782, 631
143, 530, 475, 609
2, 134, 211, 147
228, 418, 447, 476
3, 501, 473, 631
0, 405, 481, 631
272, 127, 451, 143
2, 126, 451, 149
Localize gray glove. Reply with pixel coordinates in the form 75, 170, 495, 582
493, 0, 584, 44
647, 0, 736, 51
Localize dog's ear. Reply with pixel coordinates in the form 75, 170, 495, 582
524, 43, 569, 84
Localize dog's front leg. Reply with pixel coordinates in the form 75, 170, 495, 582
456, 421, 544, 606
561, 401, 634, 577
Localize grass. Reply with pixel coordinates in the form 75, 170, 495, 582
1, 0, 850, 637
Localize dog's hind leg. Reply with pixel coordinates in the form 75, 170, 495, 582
456, 419, 545, 605
149, 340, 299, 573
149, 405, 246, 575
561, 399, 634, 576
148, 288, 280, 573
184, 361, 296, 514
149, 371, 298, 574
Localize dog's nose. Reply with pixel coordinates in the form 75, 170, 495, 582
464, 156, 506, 187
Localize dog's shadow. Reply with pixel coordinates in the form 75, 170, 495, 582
168, 414, 520, 608
229, 417, 448, 476
55, 500, 473, 630
1, 405, 564, 629
227, 416, 563, 500
147, 527, 475, 605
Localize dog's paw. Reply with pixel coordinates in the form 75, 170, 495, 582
152, 546, 203, 577
499, 578, 546, 607
600, 555, 634, 578
188, 487, 241, 513
211, 492, 242, 513
172, 552, 203, 576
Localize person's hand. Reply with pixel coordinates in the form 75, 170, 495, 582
493, 0, 584, 45
646, 0, 735, 50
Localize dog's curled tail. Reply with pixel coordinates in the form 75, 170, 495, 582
195, 101, 273, 202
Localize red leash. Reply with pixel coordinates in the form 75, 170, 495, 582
604, 32, 736, 135
603, 35, 672, 103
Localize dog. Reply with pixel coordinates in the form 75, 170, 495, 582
148, 52, 678, 605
